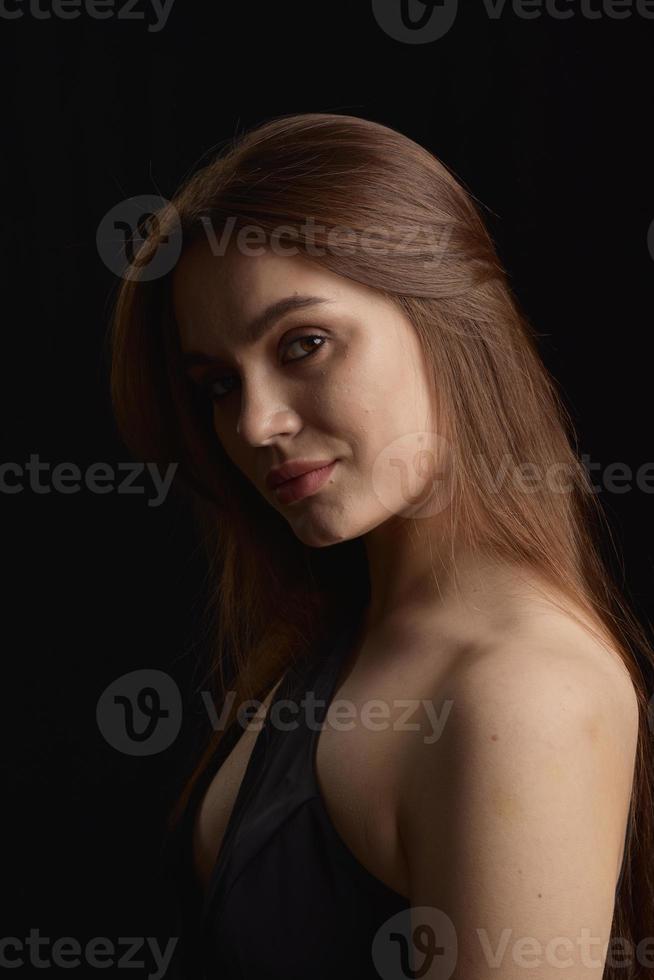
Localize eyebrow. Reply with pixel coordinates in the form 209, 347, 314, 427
182, 294, 334, 369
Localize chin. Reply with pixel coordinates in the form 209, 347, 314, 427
287, 509, 356, 549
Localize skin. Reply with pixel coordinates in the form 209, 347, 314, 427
172, 238, 639, 978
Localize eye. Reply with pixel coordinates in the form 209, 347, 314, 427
205, 334, 328, 401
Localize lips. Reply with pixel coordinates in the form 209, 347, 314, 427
265, 459, 337, 490
271, 461, 338, 505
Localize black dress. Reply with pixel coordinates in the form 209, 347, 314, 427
162, 604, 411, 979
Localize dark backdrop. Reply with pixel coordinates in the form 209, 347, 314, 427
2, 3, 653, 977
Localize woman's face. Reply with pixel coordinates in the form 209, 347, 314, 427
172, 238, 443, 547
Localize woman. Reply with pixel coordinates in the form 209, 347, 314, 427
109, 113, 653, 979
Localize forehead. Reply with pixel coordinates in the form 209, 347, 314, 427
171, 239, 341, 353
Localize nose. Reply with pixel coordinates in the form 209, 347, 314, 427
235, 376, 302, 447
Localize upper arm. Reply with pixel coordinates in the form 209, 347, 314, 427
397, 645, 639, 979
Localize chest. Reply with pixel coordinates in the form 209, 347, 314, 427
191, 660, 425, 900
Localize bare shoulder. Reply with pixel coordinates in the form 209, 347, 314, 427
397, 605, 640, 792
420, 567, 641, 749
396, 607, 640, 935
443, 611, 640, 737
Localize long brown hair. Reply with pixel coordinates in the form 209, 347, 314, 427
107, 112, 654, 976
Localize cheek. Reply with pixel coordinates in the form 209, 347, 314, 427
337, 357, 437, 490
337, 366, 418, 438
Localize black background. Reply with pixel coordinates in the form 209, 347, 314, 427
2, 2, 653, 976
